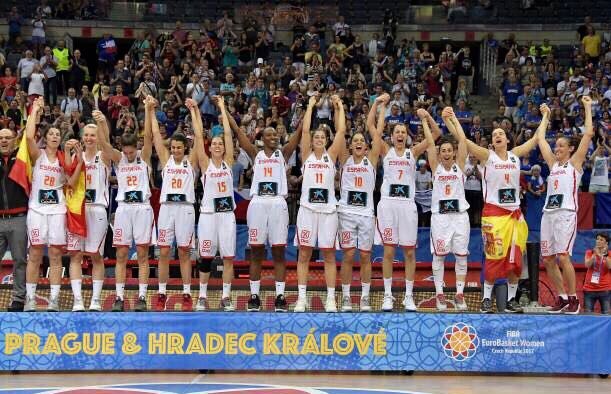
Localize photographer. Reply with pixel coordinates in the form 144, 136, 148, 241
584, 233, 611, 314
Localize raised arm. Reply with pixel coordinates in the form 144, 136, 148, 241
368, 99, 387, 167
300, 95, 318, 161
536, 103, 555, 168
443, 106, 489, 163
150, 97, 170, 167
232, 113, 257, 160
26, 97, 44, 161
282, 116, 304, 161
93, 110, 121, 163
217, 96, 234, 165
512, 117, 541, 158
367, 93, 390, 156
327, 95, 346, 161
140, 95, 154, 166
419, 109, 438, 172
63, 140, 84, 188
190, 99, 209, 171
411, 109, 434, 158
571, 96, 595, 171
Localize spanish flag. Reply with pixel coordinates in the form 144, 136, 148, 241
9, 135, 87, 237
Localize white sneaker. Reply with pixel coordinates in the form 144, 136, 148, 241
195, 297, 208, 311
382, 294, 395, 312
89, 298, 102, 311
294, 296, 308, 312
24, 296, 37, 312
454, 293, 468, 311
72, 297, 85, 312
325, 296, 337, 313
402, 294, 417, 312
435, 294, 447, 311
47, 297, 59, 312
340, 295, 352, 312
360, 295, 371, 312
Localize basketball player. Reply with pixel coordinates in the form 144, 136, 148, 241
538, 98, 595, 314
427, 107, 470, 311
372, 95, 438, 312
294, 94, 346, 313
193, 96, 236, 312
231, 111, 303, 312
25, 97, 83, 311
446, 104, 544, 313
98, 96, 155, 312
66, 111, 110, 311
337, 98, 385, 312
151, 98, 199, 311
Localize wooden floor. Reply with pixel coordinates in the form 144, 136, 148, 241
1, 372, 609, 393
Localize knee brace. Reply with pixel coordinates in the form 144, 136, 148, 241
432, 254, 445, 272
455, 255, 468, 276
197, 258, 213, 273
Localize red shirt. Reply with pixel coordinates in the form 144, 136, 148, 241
108, 94, 131, 120
583, 249, 611, 291
0, 76, 17, 97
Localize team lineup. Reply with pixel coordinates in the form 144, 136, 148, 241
21, 91, 595, 314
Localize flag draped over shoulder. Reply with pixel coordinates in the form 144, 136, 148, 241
8, 135, 32, 195
62, 151, 87, 237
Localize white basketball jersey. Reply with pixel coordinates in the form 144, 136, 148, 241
250, 149, 288, 199
84, 151, 109, 207
29, 150, 66, 214
381, 147, 416, 201
431, 163, 470, 214
160, 156, 195, 204
338, 155, 375, 217
201, 160, 235, 213
544, 161, 582, 212
115, 151, 151, 204
482, 150, 521, 210
300, 151, 337, 213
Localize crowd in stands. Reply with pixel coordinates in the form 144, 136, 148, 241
0, 4, 610, 230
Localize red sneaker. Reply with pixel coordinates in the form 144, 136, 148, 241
564, 296, 580, 315
182, 294, 193, 311
154, 293, 167, 311
547, 296, 569, 314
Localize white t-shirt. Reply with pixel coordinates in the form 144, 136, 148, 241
28, 73, 45, 96
415, 170, 432, 191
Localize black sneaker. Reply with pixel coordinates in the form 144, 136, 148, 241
480, 298, 493, 313
7, 300, 24, 312
134, 296, 147, 312
247, 294, 261, 312
111, 297, 124, 312
274, 294, 288, 312
505, 298, 523, 313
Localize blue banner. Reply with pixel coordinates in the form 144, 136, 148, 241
1, 312, 609, 373
595, 193, 611, 225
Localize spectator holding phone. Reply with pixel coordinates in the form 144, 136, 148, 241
583, 233, 611, 314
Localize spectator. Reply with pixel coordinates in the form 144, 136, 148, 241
7, 7, 24, 45
333, 15, 349, 44
60, 87, 82, 118
53, 40, 71, 96
97, 33, 117, 74
70, 49, 89, 91
27, 63, 46, 104
589, 141, 610, 192
40, 46, 58, 106
454, 99, 473, 130
583, 233, 610, 314
17, 50, 37, 93
31, 14, 46, 58
36, 0, 53, 18
577, 15, 593, 41
107, 84, 131, 122
582, 26, 602, 65
464, 154, 483, 226
526, 164, 546, 197
0, 68, 18, 102
456, 46, 475, 94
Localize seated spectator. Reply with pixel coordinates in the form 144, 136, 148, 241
454, 99, 473, 130
526, 164, 546, 198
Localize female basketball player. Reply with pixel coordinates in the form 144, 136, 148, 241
538, 97, 595, 314
98, 96, 155, 312
231, 111, 303, 312
66, 111, 110, 311
294, 94, 346, 313
445, 107, 544, 313
151, 98, 199, 311
337, 98, 385, 312
372, 95, 439, 312
24, 97, 83, 312
193, 96, 236, 312
426, 108, 470, 311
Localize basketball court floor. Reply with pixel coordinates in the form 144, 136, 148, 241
1, 371, 609, 393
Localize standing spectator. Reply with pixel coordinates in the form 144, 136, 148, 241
333, 15, 349, 44
17, 50, 37, 93
464, 154, 482, 226
314, 18, 327, 54
501, 73, 523, 124
27, 64, 46, 104
53, 40, 71, 96
107, 84, 130, 122
582, 26, 602, 65
291, 36, 306, 76
0, 68, 18, 102
193, 79, 217, 126
97, 33, 117, 74
7, 7, 24, 45
110, 58, 132, 94
0, 127, 29, 311
583, 233, 610, 314
589, 141, 610, 192
31, 14, 46, 58
577, 15, 593, 41
60, 87, 82, 117
70, 49, 89, 91
36, 0, 53, 18
415, 159, 433, 227
172, 20, 187, 44
40, 46, 58, 106
456, 46, 475, 94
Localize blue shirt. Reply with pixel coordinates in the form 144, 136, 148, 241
406, 114, 421, 134
502, 81, 522, 107
385, 114, 405, 126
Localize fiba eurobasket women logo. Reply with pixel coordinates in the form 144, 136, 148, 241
441, 322, 480, 361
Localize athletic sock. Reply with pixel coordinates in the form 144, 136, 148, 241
456, 280, 465, 295
559, 293, 568, 300
70, 279, 82, 300
298, 284, 307, 299
92, 280, 104, 299
50, 284, 60, 300
405, 280, 414, 296
508, 283, 518, 301
26, 283, 37, 299
158, 283, 167, 295
199, 283, 208, 298
250, 280, 260, 296
342, 284, 351, 298
222, 282, 231, 298
361, 282, 370, 297
483, 283, 493, 300
383, 277, 392, 296
275, 281, 285, 296
327, 287, 335, 300
116, 283, 125, 300
138, 283, 148, 298
183, 284, 191, 295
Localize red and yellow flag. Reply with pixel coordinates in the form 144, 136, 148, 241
63, 151, 87, 237
8, 134, 33, 195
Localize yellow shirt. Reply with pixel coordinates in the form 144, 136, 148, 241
53, 48, 70, 71
582, 34, 601, 57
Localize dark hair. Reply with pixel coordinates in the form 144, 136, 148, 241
596, 233, 609, 243
121, 133, 138, 148
170, 132, 190, 154
437, 135, 457, 149
557, 135, 581, 151
42, 127, 60, 140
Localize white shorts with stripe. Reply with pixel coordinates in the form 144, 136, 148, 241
67, 205, 108, 255
540, 209, 577, 257
295, 207, 338, 249
247, 197, 289, 247
430, 211, 470, 256
112, 203, 154, 247
27, 210, 66, 247
157, 203, 195, 249
338, 212, 375, 251
198, 211, 236, 258
375, 199, 418, 248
